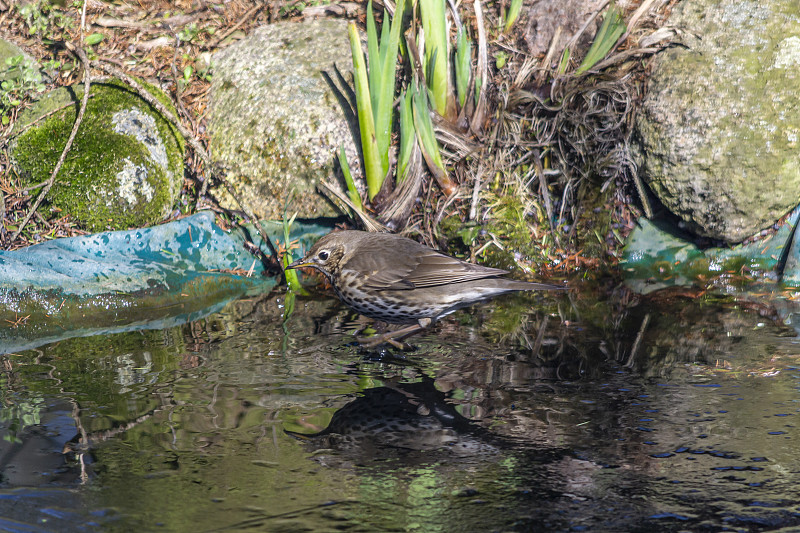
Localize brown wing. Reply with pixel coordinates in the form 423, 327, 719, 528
343, 235, 508, 291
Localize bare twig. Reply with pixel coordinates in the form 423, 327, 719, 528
9, 44, 91, 244
94, 11, 207, 31
625, 313, 650, 367
536, 25, 563, 86
93, 17, 156, 30
563, 0, 609, 56
17, 178, 50, 193
80, 0, 88, 34
203, 2, 264, 50
135, 36, 173, 51
7, 93, 98, 138
627, 0, 660, 36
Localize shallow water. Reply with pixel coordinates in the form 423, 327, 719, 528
2, 287, 800, 532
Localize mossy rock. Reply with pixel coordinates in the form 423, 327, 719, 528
9, 79, 185, 231
633, 0, 800, 242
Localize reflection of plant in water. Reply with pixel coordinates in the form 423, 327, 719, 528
480, 293, 555, 344
113, 352, 154, 393
0, 393, 43, 443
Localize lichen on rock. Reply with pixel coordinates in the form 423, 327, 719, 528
208, 18, 357, 219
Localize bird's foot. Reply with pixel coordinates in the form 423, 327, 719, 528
355, 318, 431, 350
356, 332, 414, 351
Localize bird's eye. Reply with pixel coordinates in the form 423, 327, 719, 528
318, 250, 329, 261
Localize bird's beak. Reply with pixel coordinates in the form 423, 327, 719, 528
285, 257, 312, 270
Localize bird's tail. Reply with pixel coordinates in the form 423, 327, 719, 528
497, 280, 567, 291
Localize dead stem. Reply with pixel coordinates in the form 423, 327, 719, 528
9, 44, 91, 244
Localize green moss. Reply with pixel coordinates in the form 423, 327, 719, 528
10, 78, 185, 231
481, 193, 552, 270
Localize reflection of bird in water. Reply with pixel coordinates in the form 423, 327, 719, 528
286, 230, 565, 348
285, 377, 499, 461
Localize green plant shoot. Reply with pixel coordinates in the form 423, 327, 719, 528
347, 22, 382, 200
503, 0, 523, 33
454, 28, 472, 109
412, 84, 455, 195
397, 89, 416, 182
347, 0, 406, 201
281, 200, 307, 294
557, 48, 571, 75
338, 145, 364, 211
575, 2, 626, 75
371, 0, 406, 180
419, 0, 450, 117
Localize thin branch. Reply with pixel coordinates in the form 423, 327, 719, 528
9, 44, 91, 244
203, 2, 265, 50
6, 93, 98, 139
94, 11, 207, 31
80, 0, 88, 35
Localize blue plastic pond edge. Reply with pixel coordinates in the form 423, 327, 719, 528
0, 211, 334, 354
621, 207, 800, 294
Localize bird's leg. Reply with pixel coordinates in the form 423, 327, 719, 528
357, 318, 433, 349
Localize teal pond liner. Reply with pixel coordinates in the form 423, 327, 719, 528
621, 208, 800, 294
0, 211, 333, 353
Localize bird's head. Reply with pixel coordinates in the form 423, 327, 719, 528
285, 231, 350, 279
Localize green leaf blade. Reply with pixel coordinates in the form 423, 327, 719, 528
348, 22, 383, 200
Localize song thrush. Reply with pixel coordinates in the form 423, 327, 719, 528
286, 230, 565, 347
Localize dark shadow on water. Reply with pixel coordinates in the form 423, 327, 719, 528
284, 375, 568, 462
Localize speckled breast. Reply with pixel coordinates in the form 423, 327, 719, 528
332, 272, 432, 324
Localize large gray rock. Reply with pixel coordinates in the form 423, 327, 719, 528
633, 0, 800, 243
209, 19, 357, 219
